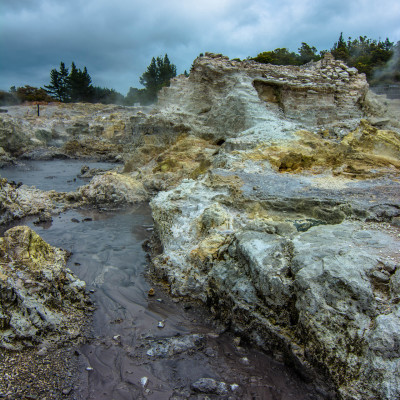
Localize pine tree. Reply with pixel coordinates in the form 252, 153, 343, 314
67, 63, 93, 102
139, 54, 177, 103
139, 57, 159, 99
44, 62, 69, 101
298, 43, 320, 64
331, 32, 350, 61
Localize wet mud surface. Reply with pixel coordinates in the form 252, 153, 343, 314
24, 207, 322, 399
0, 160, 121, 192
0, 162, 324, 399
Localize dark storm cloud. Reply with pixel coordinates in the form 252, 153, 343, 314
1, 0, 399, 94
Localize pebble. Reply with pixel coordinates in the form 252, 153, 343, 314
140, 377, 148, 387
86, 367, 93, 371
157, 321, 165, 328
240, 357, 250, 365
37, 347, 47, 356
191, 378, 229, 395
230, 383, 240, 391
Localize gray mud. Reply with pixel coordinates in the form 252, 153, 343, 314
0, 159, 121, 192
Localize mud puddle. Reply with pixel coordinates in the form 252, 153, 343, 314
0, 159, 121, 191
22, 205, 321, 400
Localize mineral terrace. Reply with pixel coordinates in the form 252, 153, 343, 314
1, 52, 400, 399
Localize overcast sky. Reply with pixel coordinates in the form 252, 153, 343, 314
1, 0, 399, 95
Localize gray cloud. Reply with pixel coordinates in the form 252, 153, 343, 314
1, 0, 399, 95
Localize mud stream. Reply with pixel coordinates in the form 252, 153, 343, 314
1, 161, 322, 399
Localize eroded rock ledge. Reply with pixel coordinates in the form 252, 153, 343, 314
0, 226, 91, 349
149, 172, 400, 399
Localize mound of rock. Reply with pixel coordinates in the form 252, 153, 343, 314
78, 171, 148, 205
146, 54, 400, 399
0, 226, 91, 349
0, 178, 78, 225
150, 172, 400, 399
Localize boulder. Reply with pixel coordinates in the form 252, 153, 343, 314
0, 226, 91, 349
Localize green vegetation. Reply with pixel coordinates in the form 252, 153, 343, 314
0, 85, 53, 106
44, 62, 70, 102
330, 34, 398, 83
126, 54, 177, 105
2, 37, 398, 107
44, 62, 94, 102
252, 34, 399, 84
252, 43, 320, 66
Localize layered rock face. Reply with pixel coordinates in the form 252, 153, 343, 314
0, 226, 91, 349
158, 52, 369, 139
149, 54, 400, 399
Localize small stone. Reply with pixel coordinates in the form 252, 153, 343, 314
191, 378, 228, 395
140, 377, 148, 387
113, 335, 121, 341
240, 357, 249, 365
205, 347, 216, 357
62, 388, 72, 395
86, 367, 93, 371
157, 321, 165, 328
37, 347, 47, 356
148, 288, 155, 296
230, 383, 240, 391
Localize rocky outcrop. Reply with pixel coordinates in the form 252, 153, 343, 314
0, 103, 152, 160
0, 226, 91, 349
0, 178, 73, 225
157, 52, 370, 140
146, 54, 400, 399
77, 171, 148, 205
150, 171, 400, 399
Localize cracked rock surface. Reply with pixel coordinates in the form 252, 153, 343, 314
0, 225, 92, 349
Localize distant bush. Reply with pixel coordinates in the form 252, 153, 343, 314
252, 34, 399, 84
15, 85, 54, 102
0, 86, 53, 106
0, 90, 19, 106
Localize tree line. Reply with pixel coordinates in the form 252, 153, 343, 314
0, 54, 177, 106
252, 33, 399, 84
1, 34, 399, 107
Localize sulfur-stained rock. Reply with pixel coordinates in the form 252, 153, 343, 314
1, 52, 400, 399
0, 178, 73, 225
78, 171, 149, 205
0, 226, 91, 349
150, 173, 400, 399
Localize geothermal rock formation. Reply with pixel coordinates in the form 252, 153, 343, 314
0, 225, 91, 349
149, 53, 400, 399
1, 52, 400, 399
